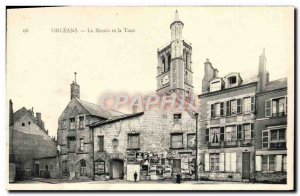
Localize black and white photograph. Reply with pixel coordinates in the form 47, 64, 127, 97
5, 6, 294, 191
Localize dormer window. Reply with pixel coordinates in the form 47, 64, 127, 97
225, 73, 241, 88
210, 78, 223, 92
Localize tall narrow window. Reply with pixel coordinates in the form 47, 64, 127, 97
79, 138, 84, 151
237, 125, 243, 140
210, 127, 220, 143
265, 100, 271, 117
68, 138, 76, 151
215, 103, 221, 117
251, 96, 255, 112
220, 102, 224, 116
243, 124, 251, 140
225, 126, 236, 142
211, 104, 215, 118
244, 97, 251, 113
226, 101, 231, 116
220, 127, 225, 142
167, 53, 171, 71
69, 118, 75, 129
251, 123, 254, 139
210, 153, 220, 171
98, 136, 104, 152
187, 133, 196, 148
237, 99, 242, 114
80, 160, 87, 176
79, 116, 85, 129
230, 100, 237, 115
262, 130, 269, 149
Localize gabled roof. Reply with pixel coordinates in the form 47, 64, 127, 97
13, 107, 35, 124
75, 98, 124, 119
264, 78, 287, 92
90, 112, 144, 127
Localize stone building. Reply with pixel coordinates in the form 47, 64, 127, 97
91, 108, 198, 181
254, 50, 287, 183
198, 58, 258, 182
9, 100, 57, 181
56, 75, 123, 180
90, 11, 199, 181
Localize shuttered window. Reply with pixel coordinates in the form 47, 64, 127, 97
237, 125, 242, 140
210, 153, 220, 172
205, 128, 210, 142
262, 130, 269, 149
211, 104, 215, 118
220, 127, 225, 142
220, 102, 225, 116
225, 152, 236, 172
226, 101, 231, 116
171, 133, 183, 149
237, 99, 242, 114
265, 100, 271, 117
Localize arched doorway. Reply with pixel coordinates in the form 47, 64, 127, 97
110, 159, 124, 179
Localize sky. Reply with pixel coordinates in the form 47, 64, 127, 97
6, 7, 293, 137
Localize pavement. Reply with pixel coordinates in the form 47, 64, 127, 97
14, 178, 255, 184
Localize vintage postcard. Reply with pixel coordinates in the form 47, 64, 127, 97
6, 6, 294, 191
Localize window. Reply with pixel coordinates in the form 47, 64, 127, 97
226, 101, 231, 116
210, 81, 221, 92
187, 133, 196, 148
22, 122, 25, 126
79, 116, 84, 129
237, 99, 242, 114
215, 103, 221, 117
220, 127, 225, 142
210, 127, 220, 143
28, 122, 31, 125
68, 138, 76, 151
172, 159, 181, 173
259, 155, 285, 172
270, 129, 286, 149
244, 97, 251, 113
98, 136, 104, 152
167, 53, 171, 71
173, 113, 182, 124
230, 100, 237, 115
225, 152, 236, 172
210, 104, 215, 118
262, 130, 269, 148
243, 124, 251, 140
80, 160, 87, 176
69, 118, 75, 129
171, 133, 183, 148
162, 57, 166, 72
95, 161, 105, 174
205, 128, 209, 142
265, 97, 287, 117
237, 125, 242, 140
128, 134, 140, 149
79, 138, 84, 151
225, 126, 236, 142
210, 154, 220, 171
220, 102, 225, 116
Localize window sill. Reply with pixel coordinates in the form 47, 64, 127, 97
127, 148, 140, 151
169, 147, 184, 150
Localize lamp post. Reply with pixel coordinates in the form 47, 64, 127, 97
194, 112, 199, 181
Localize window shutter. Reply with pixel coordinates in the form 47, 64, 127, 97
265, 100, 271, 117
251, 96, 255, 112
204, 153, 210, 171
275, 155, 283, 171
251, 123, 254, 139
211, 104, 215, 118
226, 101, 231, 116
219, 153, 225, 171
255, 156, 262, 171
220, 127, 225, 142
230, 152, 237, 172
220, 102, 224, 116
225, 153, 231, 172
285, 96, 288, 114
205, 128, 210, 142
237, 99, 242, 114
237, 125, 242, 140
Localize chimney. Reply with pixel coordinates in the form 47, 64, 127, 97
29, 107, 34, 116
9, 99, 13, 126
71, 72, 80, 100
266, 71, 270, 83
257, 48, 267, 93
202, 58, 216, 92
36, 112, 42, 127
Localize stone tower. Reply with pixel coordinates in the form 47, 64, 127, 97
70, 72, 80, 100
156, 10, 193, 96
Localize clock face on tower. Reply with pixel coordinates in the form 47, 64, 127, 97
162, 75, 169, 85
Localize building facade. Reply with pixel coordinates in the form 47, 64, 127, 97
9, 100, 57, 181
198, 58, 257, 182
56, 76, 123, 180
254, 50, 287, 183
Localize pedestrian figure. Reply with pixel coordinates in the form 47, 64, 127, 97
176, 173, 181, 184
134, 171, 138, 182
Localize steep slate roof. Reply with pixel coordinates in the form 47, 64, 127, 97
264, 78, 287, 92
76, 98, 124, 119
13, 107, 36, 124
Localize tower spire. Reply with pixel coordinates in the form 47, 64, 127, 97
174, 10, 179, 22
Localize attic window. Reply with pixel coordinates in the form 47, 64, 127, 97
228, 76, 237, 84
210, 80, 221, 92
173, 113, 182, 124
